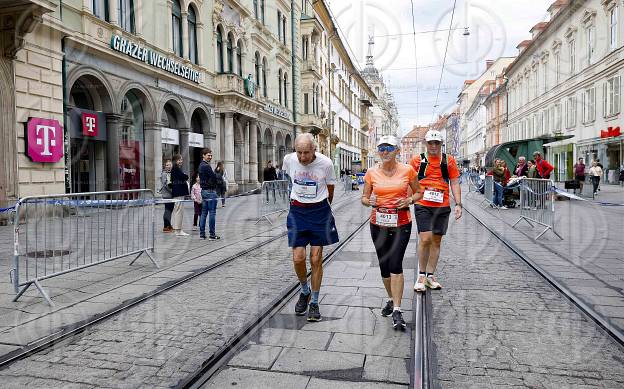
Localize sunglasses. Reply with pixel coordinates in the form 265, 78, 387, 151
427, 141, 442, 145
378, 145, 397, 153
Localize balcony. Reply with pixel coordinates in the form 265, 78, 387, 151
215, 73, 245, 95
302, 59, 322, 79
299, 113, 324, 131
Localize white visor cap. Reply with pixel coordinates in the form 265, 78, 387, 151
425, 130, 443, 142
377, 135, 400, 147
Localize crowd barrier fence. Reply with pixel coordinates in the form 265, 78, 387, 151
256, 180, 290, 224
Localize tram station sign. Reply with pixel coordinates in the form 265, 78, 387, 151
111, 35, 201, 84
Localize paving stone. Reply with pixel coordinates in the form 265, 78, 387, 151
299, 306, 377, 336
256, 328, 332, 350
328, 332, 410, 358
228, 344, 282, 369
271, 347, 364, 374
306, 377, 408, 388
362, 355, 410, 384
205, 367, 309, 388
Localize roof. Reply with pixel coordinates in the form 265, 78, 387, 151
529, 22, 548, 33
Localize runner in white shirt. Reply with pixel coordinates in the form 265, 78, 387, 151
282, 133, 339, 322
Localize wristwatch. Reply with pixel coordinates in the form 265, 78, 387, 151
455, 203, 463, 208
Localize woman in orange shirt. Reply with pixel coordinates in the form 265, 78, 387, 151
361, 135, 422, 330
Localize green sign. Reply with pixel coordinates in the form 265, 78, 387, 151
244, 75, 255, 97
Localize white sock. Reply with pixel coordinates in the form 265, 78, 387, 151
393, 306, 401, 312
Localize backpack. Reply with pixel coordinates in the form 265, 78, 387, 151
417, 153, 450, 183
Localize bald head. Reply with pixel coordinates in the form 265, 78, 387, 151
294, 133, 317, 165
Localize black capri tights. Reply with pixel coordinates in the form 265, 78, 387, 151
370, 222, 412, 278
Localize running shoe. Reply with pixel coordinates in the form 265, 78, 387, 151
381, 300, 394, 317
392, 310, 406, 330
425, 275, 442, 290
162, 227, 173, 233
176, 231, 190, 236
295, 292, 311, 315
413, 276, 426, 292
307, 303, 321, 322
208, 235, 221, 240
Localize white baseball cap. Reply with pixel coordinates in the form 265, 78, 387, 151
377, 135, 399, 147
425, 130, 443, 142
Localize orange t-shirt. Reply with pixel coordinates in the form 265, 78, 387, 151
364, 163, 417, 227
409, 154, 460, 208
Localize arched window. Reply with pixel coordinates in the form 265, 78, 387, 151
92, 0, 109, 21
282, 16, 287, 44
227, 33, 234, 73
236, 39, 243, 77
278, 69, 283, 104
253, 0, 258, 19
283, 72, 288, 108
262, 57, 268, 97
188, 6, 198, 63
255, 52, 261, 88
118, 0, 135, 33
216, 27, 224, 73
261, 0, 265, 24
172, 0, 183, 56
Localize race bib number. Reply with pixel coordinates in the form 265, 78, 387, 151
424, 188, 444, 203
293, 179, 318, 199
376, 207, 398, 227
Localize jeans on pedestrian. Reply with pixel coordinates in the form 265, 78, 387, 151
591, 176, 600, 194
494, 182, 504, 207
199, 190, 218, 237
163, 202, 174, 228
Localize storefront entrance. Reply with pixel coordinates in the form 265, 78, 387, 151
70, 140, 106, 192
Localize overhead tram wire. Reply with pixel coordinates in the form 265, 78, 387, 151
432, 0, 458, 122
410, 0, 419, 123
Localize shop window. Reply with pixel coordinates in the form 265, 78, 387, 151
92, 0, 109, 21
188, 6, 198, 64
216, 27, 224, 73
118, 0, 135, 33
120, 92, 145, 190
172, 0, 183, 57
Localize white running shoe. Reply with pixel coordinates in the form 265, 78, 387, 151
500, 206, 508, 210
425, 275, 442, 290
176, 231, 190, 236
414, 276, 426, 292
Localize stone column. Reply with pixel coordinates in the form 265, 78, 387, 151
196, 23, 204, 66
243, 120, 250, 182
213, 112, 221, 161
144, 122, 162, 192
178, 127, 190, 175
166, 0, 174, 52
108, 0, 119, 26
135, 0, 143, 36
105, 114, 122, 190
181, 11, 189, 59
224, 112, 235, 183
249, 120, 258, 184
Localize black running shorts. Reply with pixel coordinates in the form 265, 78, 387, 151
413, 205, 451, 235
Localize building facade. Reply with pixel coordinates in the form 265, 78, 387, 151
400, 125, 428, 163
506, 0, 624, 182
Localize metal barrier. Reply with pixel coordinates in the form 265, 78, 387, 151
256, 180, 289, 224
512, 178, 563, 240
479, 175, 496, 207
11, 189, 158, 306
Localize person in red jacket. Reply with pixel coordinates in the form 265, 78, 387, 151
533, 151, 553, 179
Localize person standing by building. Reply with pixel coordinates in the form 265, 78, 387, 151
159, 159, 174, 233
589, 161, 603, 196
527, 160, 538, 178
171, 154, 190, 237
283, 133, 339, 322
361, 135, 422, 330
190, 172, 202, 231
514, 156, 528, 177
263, 160, 278, 203
410, 130, 462, 292
492, 160, 507, 209
574, 158, 586, 194
215, 161, 227, 208
199, 149, 220, 240
533, 151, 553, 179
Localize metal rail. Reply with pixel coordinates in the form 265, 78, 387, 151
0, 195, 358, 369
178, 218, 370, 389
412, 289, 435, 389
463, 204, 624, 348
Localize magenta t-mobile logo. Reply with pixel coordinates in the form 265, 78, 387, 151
27, 118, 63, 163
82, 112, 98, 137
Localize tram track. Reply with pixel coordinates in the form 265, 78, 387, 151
0, 194, 359, 370
177, 217, 370, 389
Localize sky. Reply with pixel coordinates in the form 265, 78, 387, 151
327, 0, 553, 136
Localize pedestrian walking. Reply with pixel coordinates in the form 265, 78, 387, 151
409, 130, 462, 292
594, 159, 604, 191
198, 148, 220, 240
190, 172, 202, 231
589, 161, 603, 196
171, 154, 190, 237
283, 133, 339, 322
215, 161, 227, 207
361, 135, 422, 330
159, 159, 174, 233
619, 165, 624, 187
574, 158, 586, 194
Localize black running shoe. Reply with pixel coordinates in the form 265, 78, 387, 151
392, 310, 406, 330
208, 235, 221, 241
307, 303, 321, 322
381, 300, 394, 317
295, 292, 310, 315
